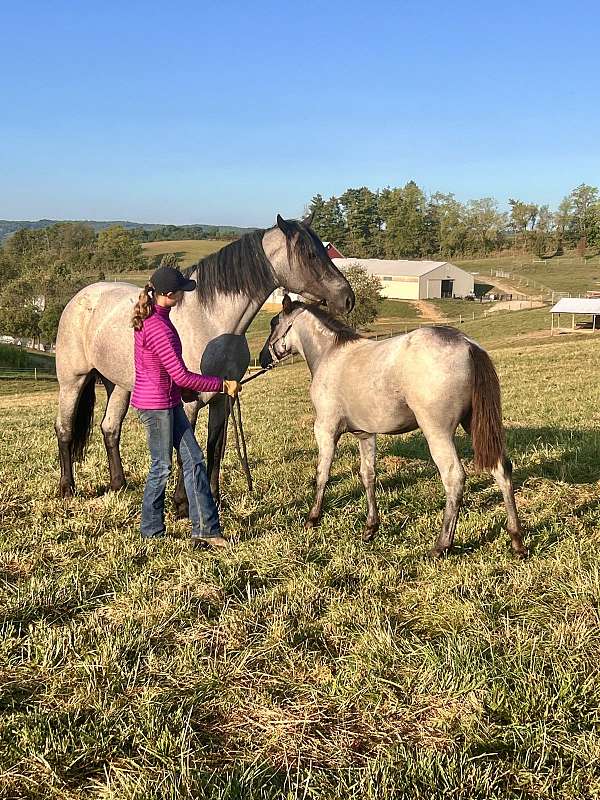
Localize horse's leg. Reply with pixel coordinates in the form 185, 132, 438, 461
173, 400, 202, 517
306, 423, 339, 528
491, 457, 527, 558
99, 383, 130, 491
356, 434, 379, 542
206, 395, 230, 505
55, 374, 91, 498
421, 426, 466, 558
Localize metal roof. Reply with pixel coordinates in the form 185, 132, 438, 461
550, 298, 600, 314
332, 258, 460, 278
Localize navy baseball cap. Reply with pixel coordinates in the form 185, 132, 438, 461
150, 266, 196, 294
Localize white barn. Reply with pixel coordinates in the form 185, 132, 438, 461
332, 258, 474, 300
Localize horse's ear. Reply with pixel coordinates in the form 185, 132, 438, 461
282, 294, 293, 315
302, 210, 315, 227
276, 214, 292, 236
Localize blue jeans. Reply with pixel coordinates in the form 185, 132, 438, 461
137, 404, 221, 539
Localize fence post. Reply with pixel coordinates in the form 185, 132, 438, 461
34, 368, 37, 381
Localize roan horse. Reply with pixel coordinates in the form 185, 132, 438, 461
260, 296, 527, 558
55, 216, 354, 507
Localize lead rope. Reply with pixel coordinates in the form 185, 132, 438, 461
222, 354, 291, 493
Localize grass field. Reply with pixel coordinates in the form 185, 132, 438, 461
2, 306, 600, 798
142, 240, 230, 268
456, 251, 600, 297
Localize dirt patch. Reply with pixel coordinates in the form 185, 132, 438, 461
488, 300, 546, 313
411, 301, 446, 323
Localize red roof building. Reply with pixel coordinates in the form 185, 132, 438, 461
323, 241, 344, 259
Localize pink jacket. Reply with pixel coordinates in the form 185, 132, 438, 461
131, 305, 223, 409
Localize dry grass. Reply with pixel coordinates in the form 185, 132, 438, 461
2, 314, 600, 798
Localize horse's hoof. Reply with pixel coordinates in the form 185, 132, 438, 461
512, 544, 529, 559
175, 504, 190, 520
110, 479, 126, 492
429, 546, 450, 559
305, 517, 319, 529
59, 483, 74, 499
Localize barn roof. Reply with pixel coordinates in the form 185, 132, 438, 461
550, 298, 600, 314
332, 258, 460, 278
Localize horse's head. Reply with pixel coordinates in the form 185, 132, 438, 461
263, 214, 355, 316
259, 294, 305, 368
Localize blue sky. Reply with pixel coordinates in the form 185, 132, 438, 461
1, 0, 599, 226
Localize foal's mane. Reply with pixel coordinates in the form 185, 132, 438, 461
293, 301, 362, 347
184, 229, 273, 303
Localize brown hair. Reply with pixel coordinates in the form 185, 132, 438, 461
469, 343, 505, 471
131, 283, 155, 331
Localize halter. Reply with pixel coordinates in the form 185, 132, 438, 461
268, 321, 293, 364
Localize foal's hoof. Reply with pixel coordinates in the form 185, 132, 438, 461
305, 516, 320, 529
361, 525, 379, 543
110, 478, 127, 492
512, 544, 529, 559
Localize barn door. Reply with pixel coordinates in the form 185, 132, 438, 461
441, 279, 454, 298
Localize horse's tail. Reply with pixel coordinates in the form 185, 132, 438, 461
71, 373, 96, 463
469, 344, 504, 471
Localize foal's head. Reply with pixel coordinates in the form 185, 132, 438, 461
259, 295, 361, 368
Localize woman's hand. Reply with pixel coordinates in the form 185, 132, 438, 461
223, 380, 242, 398
181, 388, 199, 403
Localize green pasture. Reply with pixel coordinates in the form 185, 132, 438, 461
2, 304, 600, 798
456, 251, 600, 297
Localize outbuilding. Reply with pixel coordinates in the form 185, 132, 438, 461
332, 258, 474, 300
550, 297, 600, 334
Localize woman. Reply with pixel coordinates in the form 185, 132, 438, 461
130, 265, 240, 548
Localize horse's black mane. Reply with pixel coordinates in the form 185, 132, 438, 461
292, 301, 362, 347
184, 221, 328, 304
184, 229, 273, 303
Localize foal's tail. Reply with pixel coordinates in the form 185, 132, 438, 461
71, 373, 96, 462
469, 344, 504, 471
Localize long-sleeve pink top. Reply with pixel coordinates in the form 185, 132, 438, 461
131, 304, 223, 409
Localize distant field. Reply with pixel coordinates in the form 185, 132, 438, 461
142, 239, 230, 268
456, 251, 600, 297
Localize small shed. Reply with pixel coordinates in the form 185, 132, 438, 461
550, 297, 600, 334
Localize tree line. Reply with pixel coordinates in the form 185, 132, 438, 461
308, 182, 600, 259
0, 223, 147, 345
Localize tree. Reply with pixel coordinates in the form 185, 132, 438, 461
379, 181, 427, 259
39, 303, 65, 344
95, 225, 146, 273
508, 199, 538, 250
569, 184, 598, 243
339, 187, 381, 257
309, 194, 348, 250
339, 263, 382, 328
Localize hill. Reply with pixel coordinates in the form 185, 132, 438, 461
0, 219, 254, 241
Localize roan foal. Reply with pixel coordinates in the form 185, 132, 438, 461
259, 296, 526, 558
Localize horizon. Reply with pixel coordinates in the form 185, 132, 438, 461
2, 0, 599, 226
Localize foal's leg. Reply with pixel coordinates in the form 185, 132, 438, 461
421, 425, 466, 557
306, 423, 339, 528
356, 434, 380, 542
491, 457, 527, 558
55, 374, 90, 498
100, 383, 130, 491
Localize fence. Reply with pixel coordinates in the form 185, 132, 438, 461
0, 368, 57, 381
